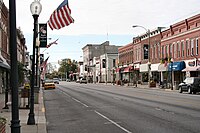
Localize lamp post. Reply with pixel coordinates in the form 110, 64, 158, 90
27, 0, 42, 125
9, 0, 21, 132
132, 25, 151, 87
171, 58, 174, 90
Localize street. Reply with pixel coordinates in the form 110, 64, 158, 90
43, 82, 200, 133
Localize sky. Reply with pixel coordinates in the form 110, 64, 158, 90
4, 0, 200, 67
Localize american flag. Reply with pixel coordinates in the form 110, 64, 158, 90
46, 38, 59, 48
41, 57, 49, 80
48, 0, 74, 30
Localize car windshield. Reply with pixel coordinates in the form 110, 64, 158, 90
184, 78, 194, 84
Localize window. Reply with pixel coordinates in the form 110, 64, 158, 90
170, 44, 172, 57
186, 40, 190, 56
113, 59, 116, 67
196, 38, 199, 55
191, 39, 194, 56
154, 44, 157, 58
177, 42, 181, 57
181, 41, 184, 57
166, 45, 168, 57
102, 59, 106, 68
174, 43, 176, 58
157, 43, 160, 59
162, 46, 164, 58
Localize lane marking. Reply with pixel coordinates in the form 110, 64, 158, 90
59, 89, 89, 107
72, 98, 89, 107
94, 110, 132, 133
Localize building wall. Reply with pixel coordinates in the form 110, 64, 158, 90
82, 41, 120, 77
161, 14, 200, 62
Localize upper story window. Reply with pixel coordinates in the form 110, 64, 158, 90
166, 45, 169, 57
157, 43, 160, 59
186, 40, 190, 56
181, 41, 184, 57
177, 42, 181, 58
170, 44, 173, 57
174, 43, 177, 58
162, 46, 164, 58
113, 59, 116, 67
196, 38, 199, 55
191, 39, 194, 56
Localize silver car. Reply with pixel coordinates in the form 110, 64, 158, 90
80, 78, 87, 84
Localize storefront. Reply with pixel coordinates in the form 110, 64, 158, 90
182, 59, 200, 77
0, 53, 10, 94
121, 66, 133, 83
151, 63, 160, 83
139, 64, 149, 84
168, 61, 186, 88
158, 63, 168, 83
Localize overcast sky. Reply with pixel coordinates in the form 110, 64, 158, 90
4, 0, 200, 65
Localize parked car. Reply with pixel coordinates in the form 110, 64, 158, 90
80, 78, 87, 84
76, 79, 80, 83
44, 80, 56, 90
53, 78, 59, 84
178, 77, 200, 94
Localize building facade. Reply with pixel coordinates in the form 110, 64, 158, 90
0, 1, 9, 93
118, 13, 200, 89
82, 41, 120, 82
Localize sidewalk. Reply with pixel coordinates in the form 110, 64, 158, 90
101, 82, 178, 92
0, 88, 46, 133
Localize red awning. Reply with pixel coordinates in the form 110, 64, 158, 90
116, 68, 121, 72
124, 66, 133, 73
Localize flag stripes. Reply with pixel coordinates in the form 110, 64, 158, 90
48, 0, 74, 30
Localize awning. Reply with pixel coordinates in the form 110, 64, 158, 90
116, 68, 120, 73
134, 63, 140, 70
123, 66, 133, 73
168, 61, 186, 71
0, 53, 10, 69
182, 66, 200, 72
151, 63, 160, 72
140, 64, 148, 72
158, 64, 168, 72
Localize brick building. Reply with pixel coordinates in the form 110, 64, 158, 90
118, 13, 200, 89
161, 13, 200, 89
0, 1, 9, 93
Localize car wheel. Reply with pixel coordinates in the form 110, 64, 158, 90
188, 87, 192, 94
179, 87, 182, 93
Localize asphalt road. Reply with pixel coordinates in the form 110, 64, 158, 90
43, 82, 200, 133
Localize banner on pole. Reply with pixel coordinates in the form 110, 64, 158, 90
39, 23, 47, 48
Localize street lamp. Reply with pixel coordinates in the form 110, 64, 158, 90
171, 58, 174, 90
9, 0, 21, 132
27, 0, 42, 125
132, 25, 151, 87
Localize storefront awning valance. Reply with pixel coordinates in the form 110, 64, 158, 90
151, 63, 160, 72
0, 53, 10, 70
140, 64, 148, 72
182, 66, 200, 72
168, 61, 186, 71
123, 66, 133, 73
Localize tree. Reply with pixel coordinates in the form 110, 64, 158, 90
18, 61, 26, 86
58, 58, 77, 80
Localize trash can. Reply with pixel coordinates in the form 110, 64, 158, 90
34, 87, 40, 104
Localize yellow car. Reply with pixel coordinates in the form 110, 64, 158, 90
44, 80, 56, 90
